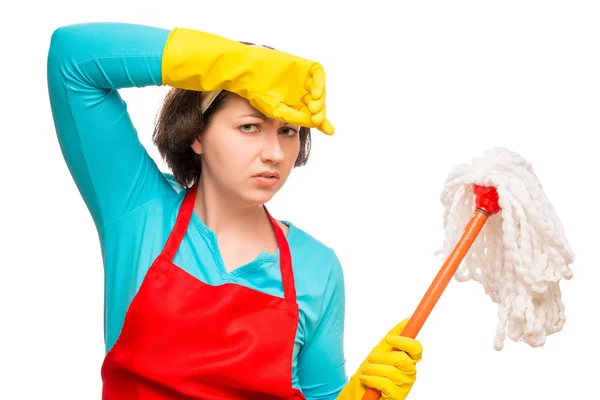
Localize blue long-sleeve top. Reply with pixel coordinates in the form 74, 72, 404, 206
47, 22, 348, 398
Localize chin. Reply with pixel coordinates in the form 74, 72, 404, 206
243, 188, 279, 205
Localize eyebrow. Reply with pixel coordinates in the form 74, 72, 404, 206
239, 111, 270, 120
238, 112, 297, 127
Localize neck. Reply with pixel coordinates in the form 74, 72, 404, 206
193, 176, 266, 238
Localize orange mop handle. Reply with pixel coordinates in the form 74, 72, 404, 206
362, 185, 500, 400
399, 209, 489, 338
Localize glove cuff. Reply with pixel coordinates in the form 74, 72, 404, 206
161, 27, 245, 91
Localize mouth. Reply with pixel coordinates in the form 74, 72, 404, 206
253, 172, 280, 179
252, 171, 280, 187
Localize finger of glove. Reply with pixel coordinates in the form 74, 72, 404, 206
362, 363, 416, 385
385, 335, 423, 361
307, 64, 325, 99
311, 103, 327, 127
318, 117, 335, 135
249, 95, 310, 127
359, 376, 412, 400
386, 318, 410, 336
366, 351, 417, 375
372, 319, 408, 353
273, 104, 313, 127
304, 90, 325, 114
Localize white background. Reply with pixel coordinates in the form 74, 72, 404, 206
1, 0, 598, 398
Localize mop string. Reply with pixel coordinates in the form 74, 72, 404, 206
438, 147, 573, 351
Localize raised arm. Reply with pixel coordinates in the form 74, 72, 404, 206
47, 22, 333, 228
47, 22, 174, 227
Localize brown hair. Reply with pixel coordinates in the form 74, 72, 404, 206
152, 44, 312, 189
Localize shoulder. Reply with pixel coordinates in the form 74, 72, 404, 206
283, 222, 346, 346
283, 221, 345, 291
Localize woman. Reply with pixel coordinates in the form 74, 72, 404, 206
47, 22, 422, 399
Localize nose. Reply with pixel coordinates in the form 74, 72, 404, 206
260, 129, 285, 164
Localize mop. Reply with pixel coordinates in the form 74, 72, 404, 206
362, 147, 574, 400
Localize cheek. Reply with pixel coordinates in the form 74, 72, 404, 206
283, 141, 301, 170
206, 151, 241, 175
204, 140, 253, 177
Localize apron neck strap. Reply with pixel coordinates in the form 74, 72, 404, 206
263, 205, 297, 304
161, 182, 197, 262
162, 182, 297, 303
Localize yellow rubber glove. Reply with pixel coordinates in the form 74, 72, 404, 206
337, 319, 422, 400
161, 27, 334, 135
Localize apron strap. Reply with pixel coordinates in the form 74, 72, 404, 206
161, 182, 198, 262
264, 206, 297, 304
162, 182, 297, 303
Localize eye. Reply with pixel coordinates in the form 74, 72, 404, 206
239, 124, 259, 133
280, 127, 298, 137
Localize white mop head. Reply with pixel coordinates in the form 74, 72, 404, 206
438, 147, 574, 350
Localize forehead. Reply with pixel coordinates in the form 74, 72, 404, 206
222, 94, 261, 115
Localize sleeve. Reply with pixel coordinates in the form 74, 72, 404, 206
46, 22, 175, 228
297, 250, 349, 399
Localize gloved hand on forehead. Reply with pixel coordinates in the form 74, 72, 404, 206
336, 318, 423, 400
161, 27, 334, 135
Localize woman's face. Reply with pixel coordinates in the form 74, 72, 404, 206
191, 94, 301, 205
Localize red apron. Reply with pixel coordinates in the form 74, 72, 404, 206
101, 182, 306, 399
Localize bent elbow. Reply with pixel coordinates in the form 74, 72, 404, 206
48, 24, 81, 62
